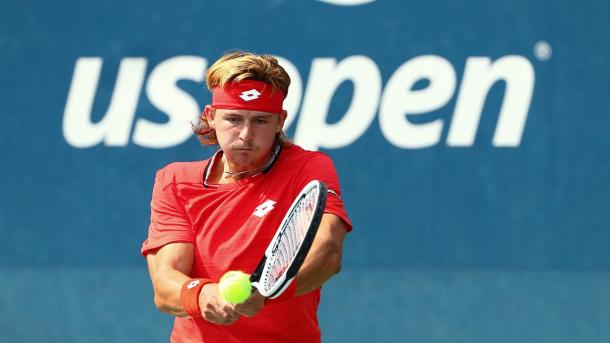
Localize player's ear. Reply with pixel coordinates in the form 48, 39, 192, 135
204, 105, 216, 128
277, 110, 287, 132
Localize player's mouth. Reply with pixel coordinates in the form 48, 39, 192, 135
233, 148, 255, 152
232, 145, 257, 151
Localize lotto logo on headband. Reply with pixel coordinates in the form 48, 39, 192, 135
212, 80, 284, 113
240, 89, 261, 102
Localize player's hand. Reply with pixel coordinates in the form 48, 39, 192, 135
198, 283, 240, 325
234, 289, 265, 317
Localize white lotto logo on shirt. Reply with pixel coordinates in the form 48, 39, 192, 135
254, 200, 276, 217
239, 89, 261, 101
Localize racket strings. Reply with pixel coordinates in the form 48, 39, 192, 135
261, 187, 319, 292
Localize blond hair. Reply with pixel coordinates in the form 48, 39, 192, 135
193, 51, 291, 146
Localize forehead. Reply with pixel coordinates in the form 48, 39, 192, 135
215, 108, 274, 117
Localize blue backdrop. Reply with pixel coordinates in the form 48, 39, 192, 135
1, 0, 609, 342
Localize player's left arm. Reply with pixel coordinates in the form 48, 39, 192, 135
295, 213, 347, 295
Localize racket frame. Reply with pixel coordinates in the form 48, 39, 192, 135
250, 180, 328, 298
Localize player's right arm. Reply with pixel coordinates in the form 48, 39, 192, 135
146, 242, 194, 317
146, 242, 239, 324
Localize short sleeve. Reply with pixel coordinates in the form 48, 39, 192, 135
297, 152, 352, 232
141, 166, 195, 256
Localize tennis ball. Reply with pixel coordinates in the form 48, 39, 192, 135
219, 271, 252, 304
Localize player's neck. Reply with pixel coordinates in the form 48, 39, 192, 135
206, 142, 281, 185
207, 150, 272, 184
221, 154, 271, 182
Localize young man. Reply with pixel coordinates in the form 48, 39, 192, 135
142, 51, 352, 342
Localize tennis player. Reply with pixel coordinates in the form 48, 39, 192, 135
142, 51, 352, 342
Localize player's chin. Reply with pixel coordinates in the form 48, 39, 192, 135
231, 150, 259, 164
231, 154, 260, 168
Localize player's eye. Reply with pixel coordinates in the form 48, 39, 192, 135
255, 118, 268, 125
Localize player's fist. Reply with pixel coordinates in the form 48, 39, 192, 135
198, 283, 240, 325
234, 289, 265, 317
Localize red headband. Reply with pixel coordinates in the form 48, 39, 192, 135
212, 80, 284, 113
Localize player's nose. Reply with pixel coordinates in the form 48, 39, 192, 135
238, 123, 254, 142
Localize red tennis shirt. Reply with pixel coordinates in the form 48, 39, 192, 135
141, 143, 352, 343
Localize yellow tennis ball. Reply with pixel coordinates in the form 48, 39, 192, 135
219, 271, 252, 304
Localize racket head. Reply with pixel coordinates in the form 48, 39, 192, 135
250, 180, 327, 298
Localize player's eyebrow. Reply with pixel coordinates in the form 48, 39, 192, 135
253, 114, 274, 119
221, 112, 273, 118
222, 112, 243, 117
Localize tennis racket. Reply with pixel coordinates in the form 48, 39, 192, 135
249, 180, 328, 298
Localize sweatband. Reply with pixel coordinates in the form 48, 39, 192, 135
212, 80, 284, 113
180, 278, 214, 318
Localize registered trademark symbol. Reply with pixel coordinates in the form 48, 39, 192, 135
534, 41, 552, 61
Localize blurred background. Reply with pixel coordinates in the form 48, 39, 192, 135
2, 0, 610, 342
